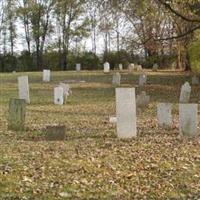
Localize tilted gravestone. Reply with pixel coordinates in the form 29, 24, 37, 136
116, 88, 137, 138
76, 63, 81, 72
136, 91, 150, 108
139, 74, 147, 86
179, 104, 198, 137
8, 99, 26, 131
54, 87, 64, 105
192, 75, 199, 85
157, 103, 172, 128
43, 69, 51, 82
112, 72, 121, 86
104, 62, 110, 73
45, 125, 66, 141
18, 76, 30, 104
179, 82, 191, 103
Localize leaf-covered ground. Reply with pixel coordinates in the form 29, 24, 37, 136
0, 70, 200, 199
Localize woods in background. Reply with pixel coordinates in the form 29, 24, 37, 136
0, 0, 200, 73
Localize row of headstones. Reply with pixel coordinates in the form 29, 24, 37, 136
115, 88, 199, 138
18, 76, 71, 105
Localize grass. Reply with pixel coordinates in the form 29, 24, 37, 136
0, 70, 200, 199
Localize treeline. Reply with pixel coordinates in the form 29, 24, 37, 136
0, 0, 200, 73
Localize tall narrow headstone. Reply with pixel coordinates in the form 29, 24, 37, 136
116, 88, 137, 138
54, 87, 64, 105
192, 75, 199, 85
179, 82, 191, 103
157, 103, 172, 128
43, 69, 51, 82
119, 64, 123, 70
18, 76, 30, 103
128, 63, 134, 72
76, 63, 81, 72
139, 74, 147, 86
104, 62, 110, 73
8, 98, 26, 131
179, 104, 198, 137
112, 73, 121, 86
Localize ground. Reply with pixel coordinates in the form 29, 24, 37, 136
0, 70, 200, 200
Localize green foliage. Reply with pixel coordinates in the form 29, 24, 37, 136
189, 39, 200, 74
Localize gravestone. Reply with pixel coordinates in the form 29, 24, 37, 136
112, 72, 121, 86
128, 63, 134, 72
157, 103, 172, 128
179, 82, 191, 103
136, 91, 150, 107
43, 69, 51, 82
54, 87, 64, 105
59, 83, 72, 103
104, 62, 110, 73
76, 63, 81, 72
179, 104, 198, 137
8, 98, 26, 131
119, 64, 123, 70
116, 88, 137, 138
137, 65, 143, 71
192, 75, 199, 85
153, 63, 158, 71
45, 125, 66, 141
139, 74, 147, 86
18, 76, 30, 104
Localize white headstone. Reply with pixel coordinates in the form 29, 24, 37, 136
192, 76, 199, 85
139, 74, 147, 86
128, 63, 134, 72
54, 87, 64, 105
116, 88, 137, 138
136, 91, 150, 107
112, 73, 121, 86
153, 63, 158, 71
18, 76, 30, 104
179, 104, 198, 137
104, 62, 110, 73
76, 63, 81, 72
157, 103, 172, 128
179, 82, 191, 103
43, 69, 51, 82
59, 83, 72, 102
119, 64, 123, 70
109, 116, 117, 124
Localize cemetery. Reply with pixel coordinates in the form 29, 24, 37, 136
0, 0, 200, 199
0, 69, 200, 199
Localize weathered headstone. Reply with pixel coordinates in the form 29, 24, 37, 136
45, 125, 66, 141
18, 76, 30, 104
76, 63, 81, 72
104, 62, 110, 73
157, 103, 172, 128
119, 64, 123, 70
128, 63, 134, 72
43, 69, 51, 82
179, 82, 191, 103
139, 74, 147, 86
59, 83, 72, 103
54, 87, 64, 105
179, 104, 198, 137
112, 72, 121, 86
137, 65, 143, 71
153, 63, 158, 72
8, 98, 26, 131
116, 88, 137, 138
192, 75, 199, 85
136, 91, 150, 107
